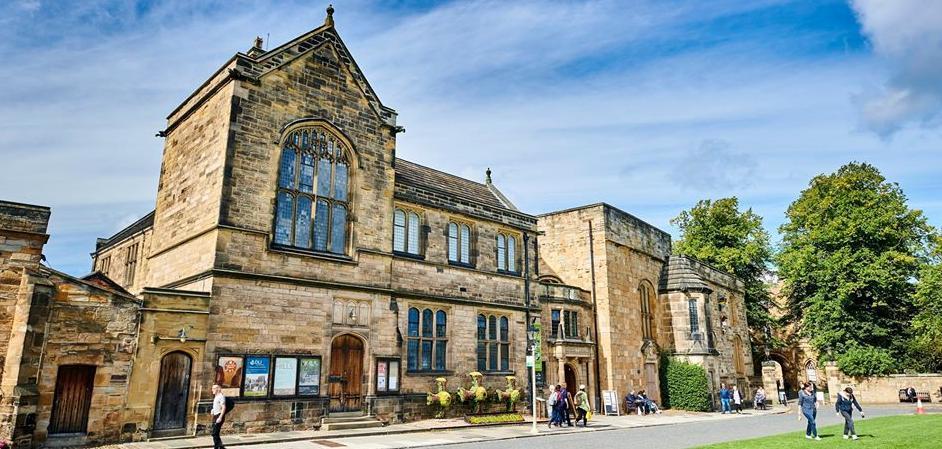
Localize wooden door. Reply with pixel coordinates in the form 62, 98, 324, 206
564, 364, 577, 391
645, 362, 660, 402
328, 335, 364, 412
49, 365, 96, 434
153, 352, 192, 432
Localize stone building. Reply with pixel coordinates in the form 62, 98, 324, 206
1, 7, 754, 447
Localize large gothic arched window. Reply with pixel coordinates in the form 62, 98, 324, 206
273, 125, 351, 255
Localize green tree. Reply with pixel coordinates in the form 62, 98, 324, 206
671, 197, 774, 334
777, 162, 933, 371
911, 236, 942, 372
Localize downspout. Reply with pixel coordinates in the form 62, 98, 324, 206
523, 232, 532, 401
588, 220, 603, 412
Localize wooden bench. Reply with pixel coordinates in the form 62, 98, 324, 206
899, 389, 932, 403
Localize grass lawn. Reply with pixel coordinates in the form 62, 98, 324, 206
692, 414, 942, 449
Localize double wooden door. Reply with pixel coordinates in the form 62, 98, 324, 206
328, 335, 364, 412
153, 352, 192, 433
49, 365, 96, 434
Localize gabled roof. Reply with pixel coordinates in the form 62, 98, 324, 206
96, 210, 154, 252
32, 265, 140, 302
395, 158, 517, 211
81, 271, 134, 297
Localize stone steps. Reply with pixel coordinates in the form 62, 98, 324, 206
320, 413, 384, 431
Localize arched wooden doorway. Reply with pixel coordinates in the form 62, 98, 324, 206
564, 364, 577, 392
329, 334, 364, 412
153, 351, 192, 436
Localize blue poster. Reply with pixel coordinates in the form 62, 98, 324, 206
244, 356, 270, 397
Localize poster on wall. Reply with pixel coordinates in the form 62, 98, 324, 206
298, 357, 321, 396
273, 357, 298, 396
388, 360, 399, 391
215, 356, 244, 396
377, 361, 388, 392
243, 356, 271, 397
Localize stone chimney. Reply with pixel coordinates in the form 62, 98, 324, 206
0, 200, 51, 269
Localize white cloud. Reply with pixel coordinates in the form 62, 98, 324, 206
850, 0, 942, 137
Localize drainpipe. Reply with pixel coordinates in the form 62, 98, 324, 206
588, 220, 603, 412
523, 232, 532, 402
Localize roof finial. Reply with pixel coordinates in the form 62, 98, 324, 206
247, 36, 265, 57
254, 36, 264, 49
325, 4, 335, 27
486, 167, 492, 184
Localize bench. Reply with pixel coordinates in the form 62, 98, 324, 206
899, 389, 932, 403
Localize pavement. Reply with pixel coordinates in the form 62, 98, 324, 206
104, 406, 790, 449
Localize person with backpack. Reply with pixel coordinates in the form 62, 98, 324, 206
211, 383, 228, 449
574, 385, 590, 426
546, 385, 559, 428
556, 383, 573, 427
836, 387, 865, 440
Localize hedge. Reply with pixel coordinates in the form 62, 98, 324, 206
659, 356, 712, 412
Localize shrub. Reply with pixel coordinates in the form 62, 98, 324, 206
836, 346, 897, 377
465, 413, 523, 425
660, 356, 712, 412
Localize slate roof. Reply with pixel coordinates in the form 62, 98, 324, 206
395, 158, 514, 210
659, 255, 711, 293
95, 210, 155, 252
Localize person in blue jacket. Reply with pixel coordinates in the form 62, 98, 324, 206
836, 387, 865, 440
719, 383, 732, 414
797, 382, 821, 440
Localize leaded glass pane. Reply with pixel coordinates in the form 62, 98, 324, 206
477, 342, 486, 371
460, 225, 471, 264
448, 223, 458, 262
334, 163, 348, 201
314, 200, 329, 251
407, 308, 419, 337
407, 212, 420, 254
317, 152, 331, 197
500, 343, 509, 371
477, 315, 486, 340
422, 309, 433, 337
274, 192, 293, 245
407, 340, 418, 370
278, 147, 296, 189
300, 153, 315, 193
421, 341, 432, 370
301, 130, 310, 151
488, 315, 497, 340
393, 209, 406, 252
507, 237, 516, 272
435, 341, 446, 370
499, 316, 508, 342
497, 235, 506, 271
294, 196, 312, 248
488, 342, 497, 370
436, 310, 446, 337
689, 299, 699, 335
330, 204, 346, 254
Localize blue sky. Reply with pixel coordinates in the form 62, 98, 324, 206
2, 0, 941, 276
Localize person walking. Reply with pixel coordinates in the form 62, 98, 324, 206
546, 385, 559, 428
836, 387, 864, 440
732, 385, 743, 414
719, 383, 732, 414
211, 383, 227, 449
557, 383, 574, 427
574, 385, 591, 427
797, 382, 821, 441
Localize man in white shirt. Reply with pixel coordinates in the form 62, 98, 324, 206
211, 384, 226, 449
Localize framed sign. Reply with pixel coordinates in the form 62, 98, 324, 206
602, 389, 620, 416
243, 356, 271, 397
298, 357, 321, 396
215, 356, 244, 396
273, 357, 298, 396
375, 358, 400, 394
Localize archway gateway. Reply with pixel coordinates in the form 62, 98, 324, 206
153, 351, 192, 435
328, 334, 364, 412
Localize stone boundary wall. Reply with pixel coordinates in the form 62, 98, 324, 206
824, 363, 942, 404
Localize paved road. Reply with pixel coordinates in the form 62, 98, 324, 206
421, 405, 915, 449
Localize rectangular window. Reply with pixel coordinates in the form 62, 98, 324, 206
124, 243, 139, 285
478, 314, 511, 372
551, 310, 561, 339
406, 307, 448, 372
448, 222, 474, 265
689, 299, 700, 337
393, 210, 406, 252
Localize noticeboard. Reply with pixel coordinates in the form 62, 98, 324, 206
602, 389, 620, 415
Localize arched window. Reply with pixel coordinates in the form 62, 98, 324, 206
393, 208, 422, 255
406, 307, 447, 372
496, 233, 518, 273
477, 313, 511, 371
273, 125, 351, 255
639, 283, 655, 340
448, 222, 472, 265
